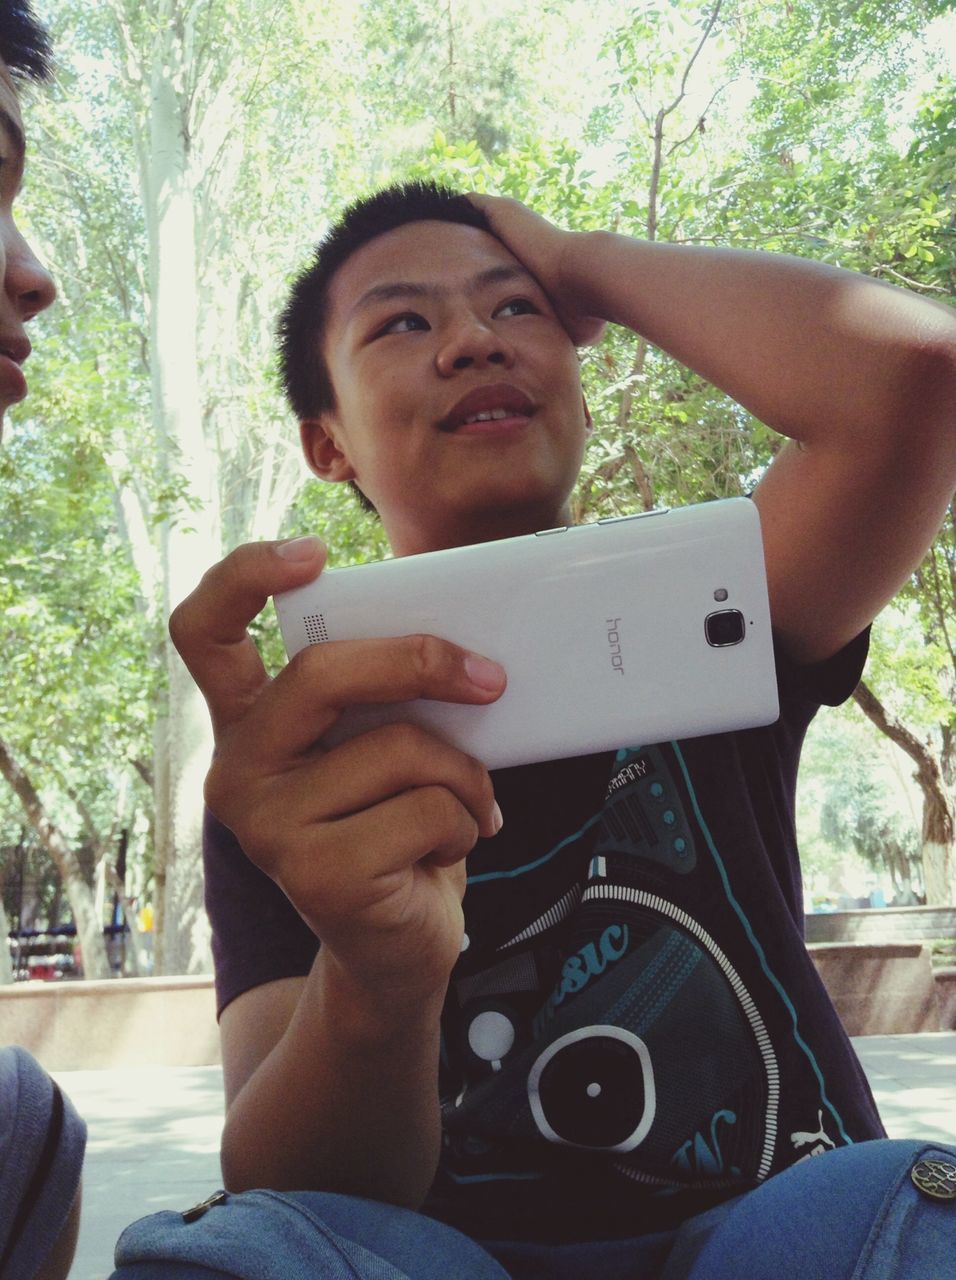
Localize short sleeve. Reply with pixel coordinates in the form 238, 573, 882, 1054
203, 808, 319, 1017
774, 627, 870, 709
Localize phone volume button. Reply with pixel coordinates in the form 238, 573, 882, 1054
534, 526, 568, 536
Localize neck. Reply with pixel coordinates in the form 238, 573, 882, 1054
384, 500, 574, 557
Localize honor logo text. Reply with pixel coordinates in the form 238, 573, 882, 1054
606, 618, 625, 676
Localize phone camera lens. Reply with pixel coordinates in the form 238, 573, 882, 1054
705, 609, 746, 647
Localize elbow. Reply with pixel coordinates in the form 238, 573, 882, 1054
218, 1104, 300, 1195
871, 335, 956, 481
899, 336, 956, 446
219, 1113, 263, 1194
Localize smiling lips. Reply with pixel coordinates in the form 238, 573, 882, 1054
440, 382, 535, 433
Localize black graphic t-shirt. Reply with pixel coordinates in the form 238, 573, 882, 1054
204, 629, 884, 1244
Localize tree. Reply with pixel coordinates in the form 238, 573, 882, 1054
411, 0, 956, 898
852, 596, 955, 903
718, 4, 956, 898
0, 405, 151, 979
0, 739, 110, 978
797, 680, 925, 903
4, 0, 952, 968
5, 0, 623, 969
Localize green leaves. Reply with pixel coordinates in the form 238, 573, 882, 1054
4, 0, 953, 934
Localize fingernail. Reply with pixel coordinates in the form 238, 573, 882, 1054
276, 536, 322, 561
492, 802, 503, 834
464, 653, 505, 691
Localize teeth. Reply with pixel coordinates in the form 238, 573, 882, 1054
463, 408, 510, 424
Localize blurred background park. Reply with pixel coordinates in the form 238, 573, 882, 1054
1, 0, 954, 988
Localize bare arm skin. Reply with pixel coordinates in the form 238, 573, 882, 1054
169, 538, 505, 1205
471, 194, 956, 664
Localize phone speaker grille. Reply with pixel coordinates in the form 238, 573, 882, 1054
304, 613, 330, 645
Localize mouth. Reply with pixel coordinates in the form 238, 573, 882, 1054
0, 335, 30, 404
0, 358, 27, 403
439, 382, 535, 434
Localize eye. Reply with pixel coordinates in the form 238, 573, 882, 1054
495, 297, 539, 318
378, 312, 429, 336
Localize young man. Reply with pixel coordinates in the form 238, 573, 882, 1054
163, 182, 956, 1278
0, 8, 86, 1280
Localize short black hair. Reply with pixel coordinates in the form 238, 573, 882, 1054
278, 181, 492, 423
0, 2, 53, 83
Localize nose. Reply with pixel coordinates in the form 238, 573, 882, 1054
4, 221, 56, 321
436, 314, 515, 377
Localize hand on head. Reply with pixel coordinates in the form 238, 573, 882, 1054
466, 193, 606, 348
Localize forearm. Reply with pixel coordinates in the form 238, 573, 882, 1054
564, 230, 956, 449
220, 950, 445, 1208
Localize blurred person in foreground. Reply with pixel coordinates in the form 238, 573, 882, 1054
0, 5, 85, 1280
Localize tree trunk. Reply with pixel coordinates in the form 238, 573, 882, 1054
852, 680, 956, 904
0, 738, 111, 979
143, 8, 218, 974
0, 897, 12, 985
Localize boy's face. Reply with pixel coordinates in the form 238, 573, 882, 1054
0, 59, 55, 436
304, 219, 588, 554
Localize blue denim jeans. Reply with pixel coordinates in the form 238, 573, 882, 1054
109, 1140, 956, 1280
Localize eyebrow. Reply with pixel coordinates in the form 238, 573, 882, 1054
350, 263, 539, 318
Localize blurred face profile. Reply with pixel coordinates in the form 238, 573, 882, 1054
0, 56, 55, 436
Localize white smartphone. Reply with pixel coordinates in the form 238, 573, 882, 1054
273, 498, 779, 769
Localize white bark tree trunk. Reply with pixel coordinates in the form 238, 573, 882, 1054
0, 898, 13, 985
104, 0, 322, 972
143, 9, 218, 974
922, 840, 955, 908
853, 680, 956, 905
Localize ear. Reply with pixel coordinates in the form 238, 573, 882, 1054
300, 416, 357, 482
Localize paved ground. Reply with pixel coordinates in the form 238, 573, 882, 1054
55, 1032, 956, 1280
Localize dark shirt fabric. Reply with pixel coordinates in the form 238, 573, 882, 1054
204, 628, 884, 1244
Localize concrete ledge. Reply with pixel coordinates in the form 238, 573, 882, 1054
0, 975, 221, 1071
805, 906, 956, 945
5, 946, 949, 1072
808, 942, 941, 1036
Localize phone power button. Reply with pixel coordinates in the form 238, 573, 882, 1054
534, 526, 568, 536
597, 508, 670, 525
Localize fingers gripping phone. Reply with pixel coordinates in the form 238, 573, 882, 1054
274, 498, 779, 770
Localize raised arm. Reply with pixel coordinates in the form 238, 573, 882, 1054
169, 538, 505, 1206
472, 195, 956, 664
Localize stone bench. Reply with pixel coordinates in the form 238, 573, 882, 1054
808, 941, 942, 1036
